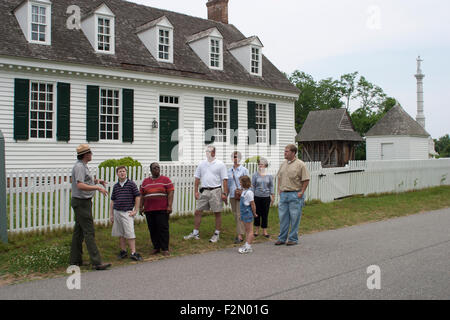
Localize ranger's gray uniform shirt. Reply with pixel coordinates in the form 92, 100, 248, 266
72, 160, 96, 199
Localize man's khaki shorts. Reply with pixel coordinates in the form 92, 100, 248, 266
111, 209, 136, 239
196, 188, 223, 212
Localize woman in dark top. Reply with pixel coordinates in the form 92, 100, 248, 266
251, 158, 274, 238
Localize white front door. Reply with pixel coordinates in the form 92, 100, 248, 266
381, 143, 394, 160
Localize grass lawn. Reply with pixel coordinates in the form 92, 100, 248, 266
1, 185, 449, 286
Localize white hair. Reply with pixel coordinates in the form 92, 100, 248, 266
258, 157, 269, 167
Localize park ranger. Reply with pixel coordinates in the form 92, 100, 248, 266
69, 144, 111, 270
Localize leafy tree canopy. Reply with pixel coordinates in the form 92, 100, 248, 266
289, 70, 397, 160
434, 134, 450, 158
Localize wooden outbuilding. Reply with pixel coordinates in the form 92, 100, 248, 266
295, 109, 363, 167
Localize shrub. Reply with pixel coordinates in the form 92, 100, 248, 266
98, 157, 143, 180
244, 156, 260, 164
98, 156, 142, 169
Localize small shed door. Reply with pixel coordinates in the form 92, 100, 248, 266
159, 107, 178, 161
381, 143, 394, 160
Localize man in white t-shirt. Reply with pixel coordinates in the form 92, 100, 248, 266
184, 145, 228, 243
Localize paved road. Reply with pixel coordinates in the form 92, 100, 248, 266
1, 208, 449, 300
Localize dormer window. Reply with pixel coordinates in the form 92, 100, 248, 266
97, 17, 112, 52
251, 47, 261, 75
210, 38, 221, 69
14, 0, 52, 45
31, 5, 47, 42
187, 28, 223, 71
158, 28, 170, 61
229, 36, 264, 77
81, 3, 115, 54
136, 16, 174, 63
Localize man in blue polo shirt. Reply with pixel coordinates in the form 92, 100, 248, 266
109, 166, 142, 261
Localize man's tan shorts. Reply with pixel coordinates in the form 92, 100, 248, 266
111, 209, 136, 239
196, 188, 223, 212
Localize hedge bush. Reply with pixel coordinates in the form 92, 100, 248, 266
98, 156, 142, 169
244, 155, 261, 164
98, 157, 142, 180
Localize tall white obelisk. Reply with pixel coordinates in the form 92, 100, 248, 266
415, 56, 425, 128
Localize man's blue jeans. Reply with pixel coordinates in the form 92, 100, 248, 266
278, 191, 305, 243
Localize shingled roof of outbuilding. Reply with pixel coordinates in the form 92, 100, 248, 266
295, 108, 363, 142
366, 104, 430, 137
0, 0, 299, 94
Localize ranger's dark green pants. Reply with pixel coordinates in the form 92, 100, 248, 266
70, 198, 102, 266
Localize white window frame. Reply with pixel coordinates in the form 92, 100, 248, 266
28, 1, 51, 45
158, 27, 171, 62
159, 95, 179, 105
210, 38, 222, 69
29, 81, 56, 141
251, 46, 261, 76
99, 87, 121, 141
95, 15, 115, 54
255, 102, 268, 144
213, 98, 228, 143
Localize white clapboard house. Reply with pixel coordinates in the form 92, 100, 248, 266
0, 0, 299, 169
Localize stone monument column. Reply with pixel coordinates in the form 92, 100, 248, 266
415, 56, 425, 128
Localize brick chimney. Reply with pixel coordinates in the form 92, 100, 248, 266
207, 0, 229, 24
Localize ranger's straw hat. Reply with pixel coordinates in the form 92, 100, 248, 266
76, 144, 91, 156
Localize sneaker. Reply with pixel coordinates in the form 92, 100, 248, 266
130, 252, 143, 261
117, 250, 128, 259
238, 246, 253, 254
209, 233, 220, 243
184, 231, 200, 240
234, 237, 243, 244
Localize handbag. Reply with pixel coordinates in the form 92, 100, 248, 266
232, 170, 242, 200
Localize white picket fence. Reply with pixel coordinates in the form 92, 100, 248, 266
4, 159, 450, 233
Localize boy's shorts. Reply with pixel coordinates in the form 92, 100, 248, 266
111, 209, 136, 239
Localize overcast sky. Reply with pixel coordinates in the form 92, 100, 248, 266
128, 0, 450, 139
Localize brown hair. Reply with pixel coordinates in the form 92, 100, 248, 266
239, 175, 252, 189
116, 166, 127, 173
286, 144, 298, 154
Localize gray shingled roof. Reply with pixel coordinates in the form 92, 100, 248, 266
366, 104, 430, 137
296, 108, 363, 142
0, 0, 298, 94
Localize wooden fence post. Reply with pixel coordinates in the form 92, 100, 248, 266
0, 131, 8, 243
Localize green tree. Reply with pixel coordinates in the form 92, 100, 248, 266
288, 71, 396, 160
434, 134, 450, 158
289, 70, 343, 132
339, 71, 359, 110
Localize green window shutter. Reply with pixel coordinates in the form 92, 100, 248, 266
86, 85, 99, 142
57, 82, 70, 141
247, 100, 256, 145
14, 79, 30, 140
269, 103, 277, 145
122, 89, 134, 143
204, 96, 214, 144
230, 99, 238, 145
